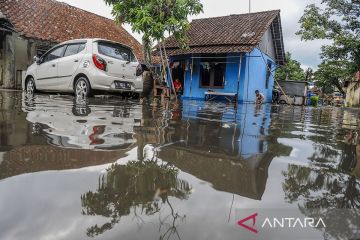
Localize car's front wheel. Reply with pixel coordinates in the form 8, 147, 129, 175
26, 77, 36, 95
75, 76, 92, 98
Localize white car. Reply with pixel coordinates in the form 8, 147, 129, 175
24, 38, 143, 97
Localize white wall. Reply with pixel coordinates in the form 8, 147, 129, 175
346, 82, 360, 107
258, 28, 276, 60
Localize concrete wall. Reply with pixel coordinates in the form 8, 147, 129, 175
0, 34, 4, 86
171, 48, 275, 103
0, 33, 36, 89
345, 81, 360, 107
278, 80, 307, 97
1, 34, 15, 88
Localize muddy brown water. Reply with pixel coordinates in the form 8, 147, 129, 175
0, 90, 359, 240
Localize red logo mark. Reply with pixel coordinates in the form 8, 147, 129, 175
237, 213, 258, 234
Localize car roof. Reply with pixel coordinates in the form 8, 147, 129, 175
60, 38, 133, 50
42, 38, 135, 57
92, 38, 133, 50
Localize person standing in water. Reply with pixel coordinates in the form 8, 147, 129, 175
255, 90, 264, 104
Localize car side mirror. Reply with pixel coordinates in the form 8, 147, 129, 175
34, 56, 41, 64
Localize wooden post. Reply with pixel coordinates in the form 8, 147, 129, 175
236, 54, 243, 107
162, 42, 177, 101
158, 44, 168, 98
189, 56, 194, 99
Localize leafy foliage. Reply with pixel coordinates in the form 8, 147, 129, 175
314, 60, 352, 94
104, 0, 203, 63
310, 96, 319, 106
297, 0, 360, 90
275, 52, 305, 81
304, 67, 314, 82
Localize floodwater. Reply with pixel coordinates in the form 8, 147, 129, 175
0, 90, 359, 240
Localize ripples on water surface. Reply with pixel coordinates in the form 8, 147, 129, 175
0, 91, 359, 240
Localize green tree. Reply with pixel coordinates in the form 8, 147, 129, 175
304, 67, 314, 82
297, 1, 360, 89
275, 52, 305, 81
104, 0, 203, 64
314, 60, 352, 94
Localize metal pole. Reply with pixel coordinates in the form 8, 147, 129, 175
236, 54, 243, 104
159, 45, 167, 82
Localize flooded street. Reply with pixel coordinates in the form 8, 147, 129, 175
0, 90, 359, 240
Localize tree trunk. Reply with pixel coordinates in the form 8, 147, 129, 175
142, 37, 152, 65
331, 77, 345, 95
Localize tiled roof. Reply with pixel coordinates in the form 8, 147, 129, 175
163, 45, 254, 56
0, 0, 143, 59
157, 10, 285, 64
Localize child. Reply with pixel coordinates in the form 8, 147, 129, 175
174, 78, 182, 94
255, 90, 264, 104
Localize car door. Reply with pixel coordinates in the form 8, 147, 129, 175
57, 43, 86, 90
36, 45, 66, 90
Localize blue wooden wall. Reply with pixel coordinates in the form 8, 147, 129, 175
240, 48, 276, 103
170, 48, 275, 103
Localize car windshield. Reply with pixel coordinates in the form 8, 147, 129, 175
98, 42, 136, 62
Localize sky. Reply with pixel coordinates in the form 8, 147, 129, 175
59, 0, 326, 69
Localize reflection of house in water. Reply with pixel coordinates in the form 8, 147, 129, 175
0, 145, 127, 180
159, 144, 274, 200
135, 101, 289, 200
0, 91, 43, 152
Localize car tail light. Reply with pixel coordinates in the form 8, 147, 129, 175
136, 64, 143, 76
92, 54, 107, 71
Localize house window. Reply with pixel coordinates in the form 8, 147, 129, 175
265, 61, 272, 89
200, 57, 226, 88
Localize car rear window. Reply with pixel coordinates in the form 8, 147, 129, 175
64, 43, 86, 57
98, 42, 136, 62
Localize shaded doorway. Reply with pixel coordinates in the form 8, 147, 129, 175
171, 61, 186, 95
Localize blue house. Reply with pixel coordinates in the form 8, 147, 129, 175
156, 10, 285, 103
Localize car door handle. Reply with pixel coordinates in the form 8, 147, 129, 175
74, 60, 79, 62
52, 64, 56, 67
108, 61, 114, 64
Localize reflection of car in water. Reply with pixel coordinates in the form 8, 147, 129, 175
22, 94, 141, 150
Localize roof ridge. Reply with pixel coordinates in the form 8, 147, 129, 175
192, 9, 280, 22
